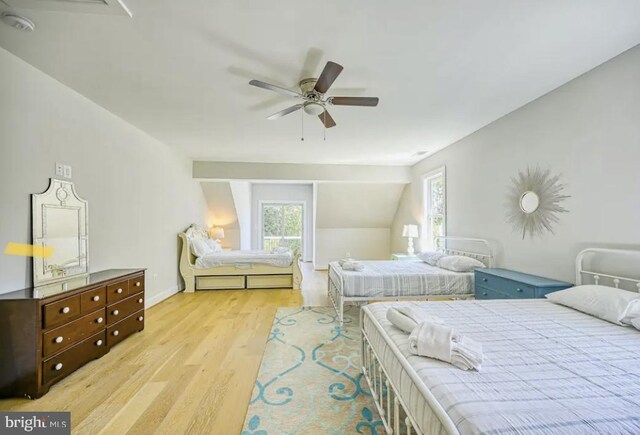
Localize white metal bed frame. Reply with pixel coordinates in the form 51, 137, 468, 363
328, 237, 493, 325
361, 247, 640, 435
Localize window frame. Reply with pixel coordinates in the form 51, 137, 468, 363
422, 166, 447, 251
258, 200, 306, 254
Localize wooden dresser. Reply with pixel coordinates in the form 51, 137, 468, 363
0, 269, 145, 399
475, 268, 573, 300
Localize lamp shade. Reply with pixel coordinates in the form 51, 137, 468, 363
209, 227, 225, 240
402, 224, 419, 238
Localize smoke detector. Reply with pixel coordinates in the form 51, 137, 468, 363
1, 12, 35, 31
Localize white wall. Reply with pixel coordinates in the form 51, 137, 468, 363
392, 44, 640, 283
314, 183, 405, 268
200, 181, 241, 249
0, 48, 207, 302
229, 181, 252, 250
251, 183, 314, 261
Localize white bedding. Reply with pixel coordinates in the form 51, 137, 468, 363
329, 260, 474, 298
195, 249, 293, 269
362, 299, 640, 435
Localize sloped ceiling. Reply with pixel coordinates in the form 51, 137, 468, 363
316, 183, 404, 228
200, 181, 238, 229
0, 1, 639, 164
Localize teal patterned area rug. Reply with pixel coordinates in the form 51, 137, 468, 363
241, 306, 383, 435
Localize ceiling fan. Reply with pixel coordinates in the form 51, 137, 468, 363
249, 61, 379, 128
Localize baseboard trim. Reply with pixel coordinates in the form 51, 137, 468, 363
146, 285, 182, 308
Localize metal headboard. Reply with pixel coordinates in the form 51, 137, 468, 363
434, 236, 494, 268
576, 248, 640, 291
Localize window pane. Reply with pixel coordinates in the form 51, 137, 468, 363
262, 205, 282, 238
430, 177, 444, 215
283, 205, 303, 237
431, 215, 444, 248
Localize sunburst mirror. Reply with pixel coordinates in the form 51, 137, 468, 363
506, 167, 570, 239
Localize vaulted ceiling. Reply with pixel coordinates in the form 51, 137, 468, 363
1, 0, 639, 164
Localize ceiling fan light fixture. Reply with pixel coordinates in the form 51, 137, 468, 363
303, 102, 325, 116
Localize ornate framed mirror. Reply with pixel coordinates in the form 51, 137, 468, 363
32, 178, 89, 286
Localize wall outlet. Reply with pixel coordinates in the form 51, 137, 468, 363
63, 165, 72, 179
55, 163, 64, 177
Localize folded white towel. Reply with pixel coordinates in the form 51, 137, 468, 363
341, 260, 364, 271
408, 321, 483, 371
386, 307, 443, 333
338, 258, 349, 266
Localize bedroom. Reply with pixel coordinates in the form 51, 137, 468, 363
1, 1, 640, 434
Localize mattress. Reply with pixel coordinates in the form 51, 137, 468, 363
329, 260, 474, 298
195, 249, 293, 268
362, 299, 640, 435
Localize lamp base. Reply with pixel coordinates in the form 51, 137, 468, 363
407, 238, 415, 255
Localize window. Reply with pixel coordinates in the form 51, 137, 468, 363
423, 167, 446, 250
260, 202, 304, 253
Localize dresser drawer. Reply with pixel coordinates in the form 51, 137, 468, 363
81, 286, 106, 314
476, 274, 536, 298
42, 330, 107, 385
476, 286, 511, 300
129, 275, 145, 293
43, 308, 106, 357
43, 295, 81, 328
107, 310, 145, 348
246, 274, 293, 289
107, 292, 145, 325
107, 279, 130, 304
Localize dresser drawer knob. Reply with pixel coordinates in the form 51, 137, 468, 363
113, 330, 119, 336
116, 288, 123, 294
135, 282, 141, 287
517, 288, 523, 293
55, 336, 64, 344
97, 317, 104, 324
113, 310, 119, 316
138, 298, 143, 304
482, 292, 488, 296
138, 316, 144, 321
92, 295, 100, 302
96, 339, 103, 346
54, 363, 63, 371
482, 278, 488, 282
61, 306, 70, 314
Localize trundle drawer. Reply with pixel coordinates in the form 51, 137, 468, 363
107, 310, 145, 348
43, 295, 81, 328
196, 275, 245, 290
246, 274, 293, 289
43, 308, 106, 357
42, 331, 107, 385
107, 292, 144, 325
81, 286, 106, 314
107, 279, 130, 303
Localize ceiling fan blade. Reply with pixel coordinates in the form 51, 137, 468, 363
318, 110, 337, 128
314, 61, 343, 94
249, 80, 302, 98
329, 96, 379, 107
267, 104, 304, 120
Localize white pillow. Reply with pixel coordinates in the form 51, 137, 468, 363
417, 250, 443, 266
436, 255, 486, 272
631, 317, 640, 331
190, 238, 213, 257
545, 285, 640, 325
205, 239, 223, 252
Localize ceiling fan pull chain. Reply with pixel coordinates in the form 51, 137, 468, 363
323, 111, 326, 141
300, 108, 304, 141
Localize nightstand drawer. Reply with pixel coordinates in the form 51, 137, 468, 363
476, 274, 535, 298
476, 286, 511, 300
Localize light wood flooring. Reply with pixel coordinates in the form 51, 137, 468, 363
0, 263, 329, 434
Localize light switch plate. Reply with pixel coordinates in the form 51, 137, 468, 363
63, 165, 72, 179
55, 163, 64, 177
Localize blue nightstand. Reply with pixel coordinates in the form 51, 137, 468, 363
475, 268, 573, 300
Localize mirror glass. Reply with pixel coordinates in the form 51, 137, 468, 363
33, 179, 88, 286
519, 191, 540, 214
